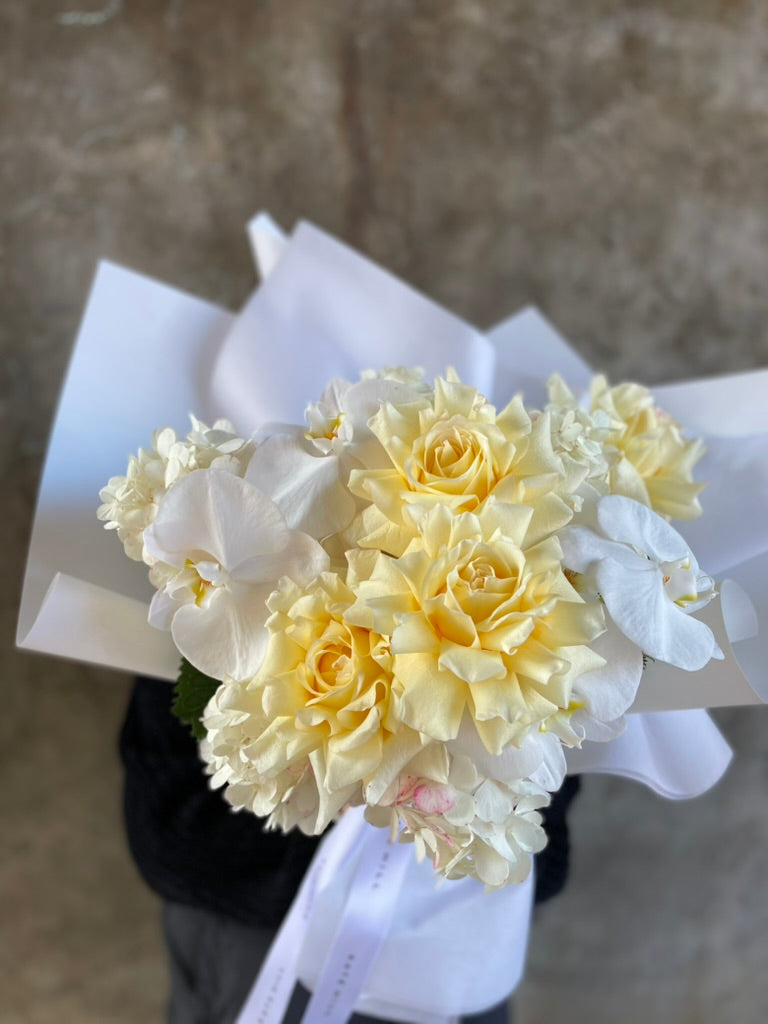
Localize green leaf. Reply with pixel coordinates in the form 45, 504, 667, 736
172, 658, 220, 741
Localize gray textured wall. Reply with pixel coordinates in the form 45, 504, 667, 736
4, 2, 768, 1021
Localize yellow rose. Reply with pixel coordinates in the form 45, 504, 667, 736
347, 501, 605, 754
201, 678, 333, 835
348, 375, 571, 556
246, 573, 423, 809
590, 375, 705, 520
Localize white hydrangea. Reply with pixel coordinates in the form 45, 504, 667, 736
545, 374, 618, 486
365, 750, 550, 888
360, 365, 431, 392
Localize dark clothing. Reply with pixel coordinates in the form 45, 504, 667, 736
121, 677, 580, 922
121, 677, 580, 1023
121, 676, 319, 929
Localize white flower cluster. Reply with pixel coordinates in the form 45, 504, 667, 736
98, 417, 253, 561
100, 370, 720, 887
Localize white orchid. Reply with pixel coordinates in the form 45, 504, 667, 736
560, 494, 722, 671
143, 468, 329, 680
244, 375, 423, 539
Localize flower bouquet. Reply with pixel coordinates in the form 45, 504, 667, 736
18, 214, 768, 1024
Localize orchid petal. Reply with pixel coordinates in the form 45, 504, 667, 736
573, 616, 644, 720
234, 531, 329, 586
145, 470, 286, 568
246, 433, 356, 538
597, 494, 691, 564
171, 581, 274, 681
148, 586, 184, 631
596, 558, 718, 671
559, 525, 639, 573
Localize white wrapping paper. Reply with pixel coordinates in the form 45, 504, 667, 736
17, 262, 231, 677
17, 213, 768, 1020
234, 806, 534, 1024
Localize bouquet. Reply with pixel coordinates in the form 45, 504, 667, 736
18, 213, 768, 1022
99, 364, 723, 890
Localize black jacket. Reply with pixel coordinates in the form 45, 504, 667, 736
120, 677, 580, 926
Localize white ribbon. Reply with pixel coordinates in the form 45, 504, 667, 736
235, 812, 421, 1024
235, 808, 537, 1024
299, 824, 413, 1024
235, 810, 366, 1024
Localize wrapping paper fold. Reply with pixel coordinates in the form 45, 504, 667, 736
17, 262, 232, 676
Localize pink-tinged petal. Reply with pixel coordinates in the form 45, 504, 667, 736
145, 470, 287, 569
362, 730, 425, 806
412, 783, 456, 816
597, 495, 690, 563
246, 434, 356, 537
596, 558, 718, 671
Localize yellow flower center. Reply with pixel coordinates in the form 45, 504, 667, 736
412, 418, 497, 503
306, 412, 344, 443
305, 627, 356, 701
465, 558, 495, 591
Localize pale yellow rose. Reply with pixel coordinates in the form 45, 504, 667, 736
200, 678, 332, 834
240, 573, 423, 819
590, 375, 705, 520
346, 501, 605, 754
347, 375, 572, 557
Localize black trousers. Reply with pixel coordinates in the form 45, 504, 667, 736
163, 902, 511, 1024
